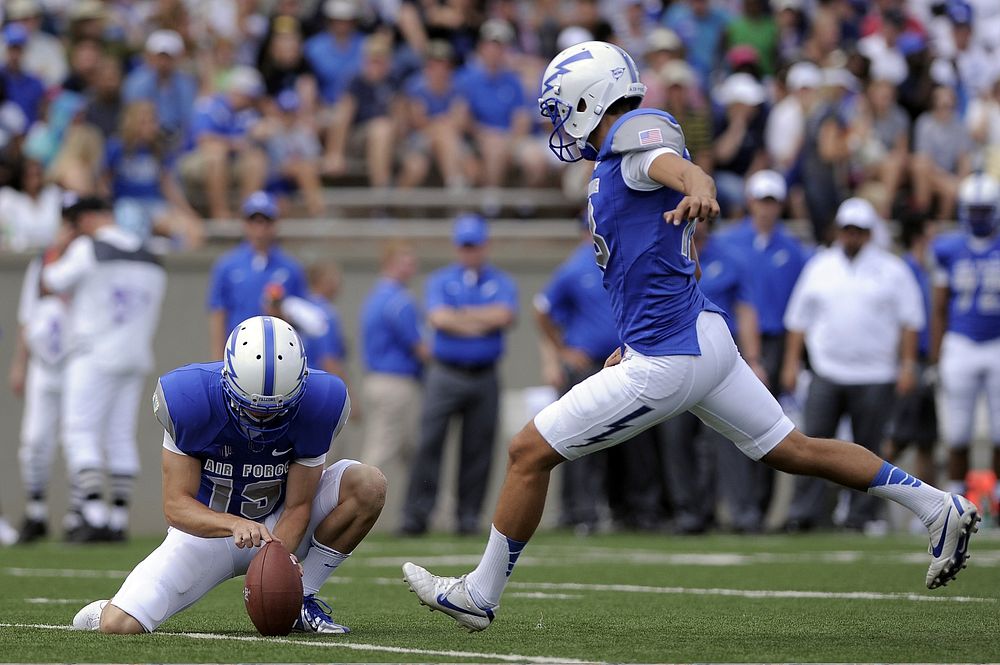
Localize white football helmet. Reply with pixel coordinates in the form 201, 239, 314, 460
538, 41, 646, 162
958, 173, 1000, 237
221, 315, 308, 443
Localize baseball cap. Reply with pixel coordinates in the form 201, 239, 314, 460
745, 170, 787, 202
726, 44, 760, 69
772, 0, 802, 10
226, 66, 264, 98
646, 27, 682, 53
146, 29, 184, 57
823, 67, 860, 92
324, 0, 359, 20
480, 19, 515, 44
786, 61, 822, 91
947, 0, 973, 25
69, 0, 107, 22
835, 197, 879, 230
556, 26, 593, 52
716, 73, 766, 106
5, 0, 40, 21
3, 23, 30, 47
452, 214, 488, 246
242, 191, 279, 220
659, 60, 695, 87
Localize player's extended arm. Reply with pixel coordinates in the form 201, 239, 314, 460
647, 153, 720, 226
270, 461, 323, 553
929, 284, 949, 365
161, 448, 274, 547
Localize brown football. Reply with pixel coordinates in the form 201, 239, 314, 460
244, 540, 303, 636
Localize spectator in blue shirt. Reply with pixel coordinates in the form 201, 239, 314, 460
360, 239, 429, 472
303, 0, 364, 107
1, 24, 45, 125
324, 34, 397, 188
121, 30, 197, 152
401, 215, 518, 536
455, 19, 532, 188
178, 66, 266, 220
663, 0, 731, 91
105, 100, 201, 248
205, 191, 325, 358
399, 40, 469, 189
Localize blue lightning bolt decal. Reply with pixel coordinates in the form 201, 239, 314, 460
225, 326, 240, 380
567, 405, 653, 448
541, 50, 595, 97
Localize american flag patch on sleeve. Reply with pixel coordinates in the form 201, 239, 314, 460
638, 127, 662, 146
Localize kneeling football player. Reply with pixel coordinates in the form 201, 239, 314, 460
72, 315, 386, 634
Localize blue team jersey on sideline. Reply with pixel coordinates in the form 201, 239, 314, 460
904, 251, 932, 356
153, 362, 348, 520
426, 263, 518, 364
932, 231, 1000, 342
590, 108, 722, 356
206, 242, 310, 335
697, 237, 755, 337
361, 278, 423, 377
302, 294, 346, 367
539, 242, 620, 361
719, 219, 808, 335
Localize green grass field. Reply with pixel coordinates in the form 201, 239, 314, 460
2, 530, 999, 663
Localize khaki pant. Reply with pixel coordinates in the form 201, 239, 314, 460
361, 373, 422, 469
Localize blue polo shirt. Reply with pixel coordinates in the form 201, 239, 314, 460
404, 73, 460, 119
426, 263, 518, 365
189, 94, 259, 146
302, 293, 346, 368
537, 242, 620, 362
455, 63, 526, 130
206, 242, 310, 334
720, 219, 808, 336
361, 277, 423, 378
697, 237, 754, 336
903, 251, 931, 357
303, 31, 364, 103
122, 65, 198, 138
2, 68, 45, 124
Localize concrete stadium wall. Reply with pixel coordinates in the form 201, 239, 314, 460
0, 234, 578, 536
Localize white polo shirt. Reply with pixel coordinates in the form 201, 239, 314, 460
784, 243, 925, 385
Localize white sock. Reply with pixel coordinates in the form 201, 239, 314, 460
108, 506, 129, 531
465, 524, 527, 608
82, 500, 108, 528
867, 461, 946, 527
300, 536, 349, 596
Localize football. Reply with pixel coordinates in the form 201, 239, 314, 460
243, 540, 303, 636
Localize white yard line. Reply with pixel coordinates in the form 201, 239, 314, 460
3, 567, 131, 578
24, 598, 89, 605
0, 623, 592, 664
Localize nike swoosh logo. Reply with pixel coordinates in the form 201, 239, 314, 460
272, 448, 292, 456
436, 593, 489, 619
931, 511, 950, 558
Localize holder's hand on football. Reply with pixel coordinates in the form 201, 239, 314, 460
663, 196, 719, 226
232, 519, 275, 548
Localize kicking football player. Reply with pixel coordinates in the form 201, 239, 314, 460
402, 41, 980, 632
72, 316, 386, 634
930, 173, 1000, 515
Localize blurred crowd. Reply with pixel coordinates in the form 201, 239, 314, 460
1, 0, 1000, 251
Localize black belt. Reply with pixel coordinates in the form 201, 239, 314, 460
438, 360, 496, 374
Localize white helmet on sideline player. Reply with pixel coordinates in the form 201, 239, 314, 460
538, 41, 646, 163
221, 315, 308, 444
958, 173, 1000, 238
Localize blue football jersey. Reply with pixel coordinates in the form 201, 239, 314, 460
152, 362, 350, 520
589, 108, 722, 355
932, 232, 1000, 342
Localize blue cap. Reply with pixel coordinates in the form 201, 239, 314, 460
947, 0, 973, 24
275, 89, 300, 113
242, 191, 278, 220
3, 23, 29, 47
452, 214, 488, 246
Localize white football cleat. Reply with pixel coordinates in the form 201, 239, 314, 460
402, 562, 496, 632
926, 494, 980, 589
72, 600, 108, 631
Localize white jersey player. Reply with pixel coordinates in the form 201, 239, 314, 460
41, 196, 167, 542
402, 41, 981, 633
10, 220, 73, 542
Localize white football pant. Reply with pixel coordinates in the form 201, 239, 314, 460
939, 332, 1000, 448
19, 359, 63, 496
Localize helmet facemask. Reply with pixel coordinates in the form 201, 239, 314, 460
962, 203, 999, 238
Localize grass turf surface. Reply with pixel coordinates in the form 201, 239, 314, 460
1, 530, 999, 663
